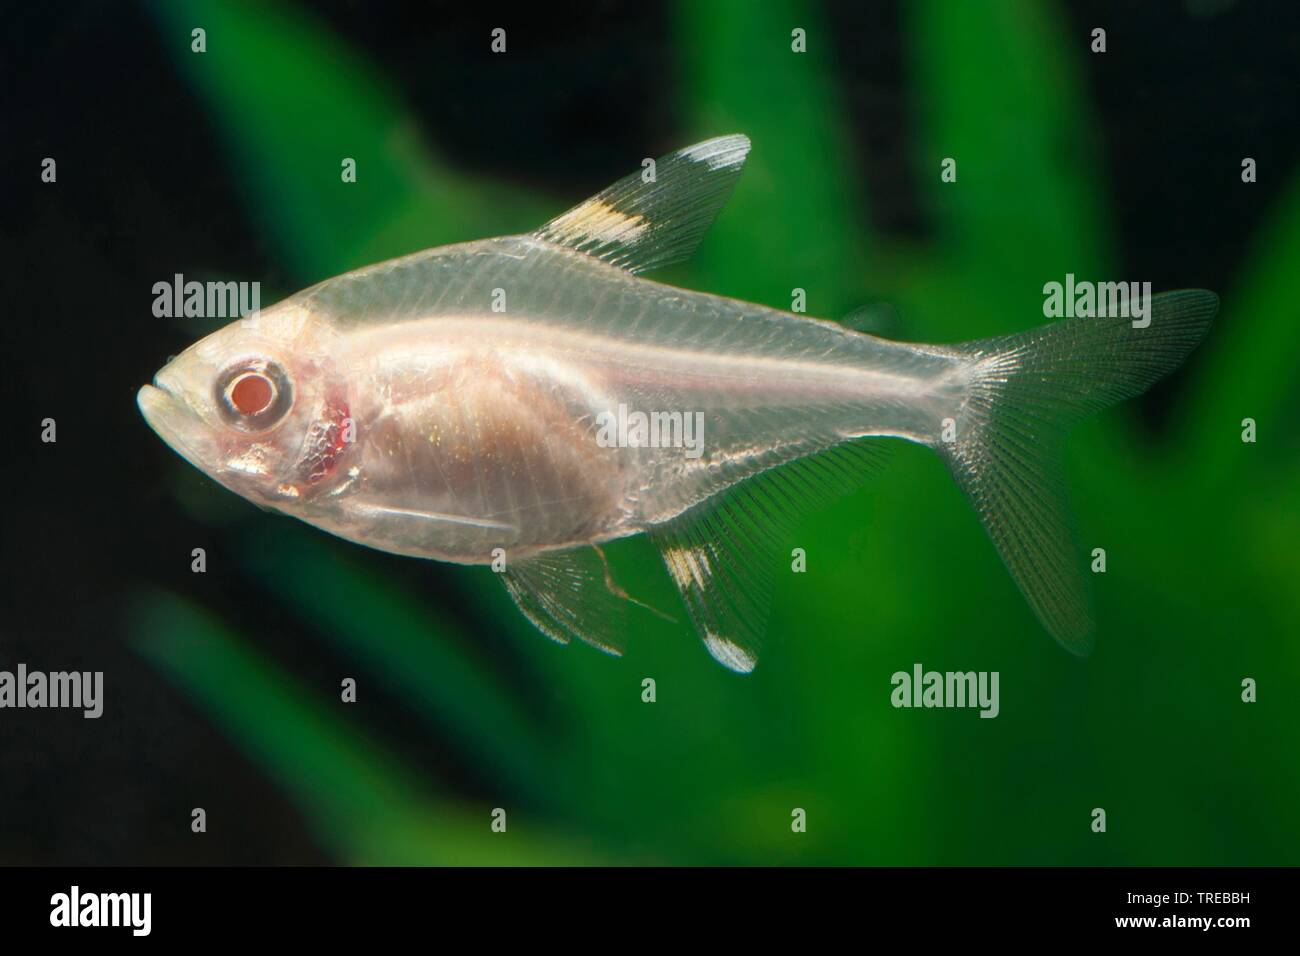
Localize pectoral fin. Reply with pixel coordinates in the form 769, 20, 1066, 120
500, 546, 670, 656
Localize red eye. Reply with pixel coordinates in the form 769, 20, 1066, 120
216, 359, 293, 431
229, 372, 274, 416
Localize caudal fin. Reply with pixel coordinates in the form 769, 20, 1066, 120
942, 290, 1218, 654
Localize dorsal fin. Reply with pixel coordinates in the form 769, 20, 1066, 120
532, 134, 751, 274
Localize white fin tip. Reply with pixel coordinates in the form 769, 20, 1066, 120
703, 632, 757, 673
677, 135, 751, 171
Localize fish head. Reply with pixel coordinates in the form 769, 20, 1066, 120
138, 304, 354, 510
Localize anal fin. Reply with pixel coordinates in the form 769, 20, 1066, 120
651, 439, 887, 673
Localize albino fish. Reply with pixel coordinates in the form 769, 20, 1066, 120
138, 135, 1217, 671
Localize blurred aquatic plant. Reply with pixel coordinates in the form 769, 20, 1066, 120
132, 0, 1299, 864
129, 591, 593, 864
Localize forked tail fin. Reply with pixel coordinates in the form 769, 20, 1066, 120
941, 290, 1218, 654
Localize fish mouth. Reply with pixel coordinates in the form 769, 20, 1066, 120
137, 379, 209, 472
137, 376, 178, 425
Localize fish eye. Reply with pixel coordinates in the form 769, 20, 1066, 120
216, 359, 293, 431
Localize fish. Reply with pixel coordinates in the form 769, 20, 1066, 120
138, 135, 1218, 672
